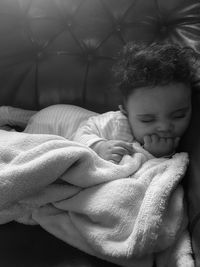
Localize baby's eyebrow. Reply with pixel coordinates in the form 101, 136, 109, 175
171, 107, 190, 113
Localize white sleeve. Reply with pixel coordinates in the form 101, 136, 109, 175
0, 106, 37, 128
73, 115, 108, 147
73, 111, 133, 147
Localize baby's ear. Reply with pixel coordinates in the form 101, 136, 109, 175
118, 104, 128, 116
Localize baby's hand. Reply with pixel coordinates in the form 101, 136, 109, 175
92, 140, 133, 164
143, 134, 180, 157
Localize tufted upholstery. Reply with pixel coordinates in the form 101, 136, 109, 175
0, 0, 200, 112
0, 0, 200, 266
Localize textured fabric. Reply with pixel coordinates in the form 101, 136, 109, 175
0, 106, 133, 147
0, 104, 98, 138
73, 110, 134, 147
24, 104, 98, 139
0, 129, 194, 267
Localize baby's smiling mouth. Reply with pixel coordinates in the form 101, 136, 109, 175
159, 135, 173, 138
155, 133, 174, 138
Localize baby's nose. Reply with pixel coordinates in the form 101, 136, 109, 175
157, 120, 173, 132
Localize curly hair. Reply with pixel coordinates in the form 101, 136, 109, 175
113, 42, 199, 99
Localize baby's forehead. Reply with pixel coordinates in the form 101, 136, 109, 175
126, 83, 191, 113
134, 96, 190, 113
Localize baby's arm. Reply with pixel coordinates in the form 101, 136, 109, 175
143, 134, 180, 157
73, 116, 107, 147
73, 115, 133, 163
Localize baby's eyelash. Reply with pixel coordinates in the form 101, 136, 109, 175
140, 119, 155, 123
172, 114, 186, 119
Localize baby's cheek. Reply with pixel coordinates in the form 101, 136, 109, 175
175, 120, 190, 137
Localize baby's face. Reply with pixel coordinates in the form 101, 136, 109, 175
125, 83, 192, 145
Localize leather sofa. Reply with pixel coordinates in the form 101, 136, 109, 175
0, 0, 200, 266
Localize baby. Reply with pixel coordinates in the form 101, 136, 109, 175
0, 42, 197, 266
0, 42, 198, 164
73, 42, 197, 163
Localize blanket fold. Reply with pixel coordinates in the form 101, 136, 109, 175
0, 129, 193, 267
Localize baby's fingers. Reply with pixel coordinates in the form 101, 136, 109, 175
151, 134, 159, 144
112, 146, 132, 156
165, 137, 180, 149
143, 135, 152, 145
109, 153, 122, 164
163, 137, 173, 146
113, 141, 133, 154
144, 135, 151, 144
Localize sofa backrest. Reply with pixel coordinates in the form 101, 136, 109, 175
0, 0, 199, 112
